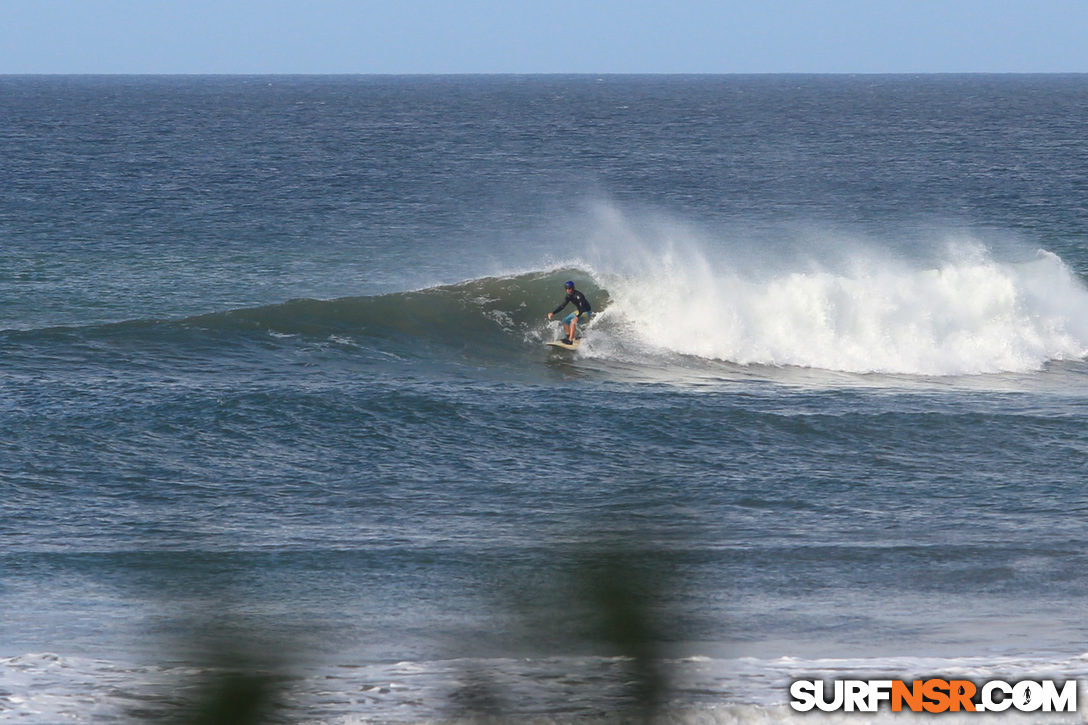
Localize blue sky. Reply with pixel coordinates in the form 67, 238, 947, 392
3, 0, 1088, 74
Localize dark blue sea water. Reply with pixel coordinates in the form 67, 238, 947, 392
3, 75, 1088, 723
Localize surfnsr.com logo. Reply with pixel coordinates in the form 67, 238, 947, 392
789, 679, 1078, 713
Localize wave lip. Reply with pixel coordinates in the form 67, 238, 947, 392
606, 248, 1088, 376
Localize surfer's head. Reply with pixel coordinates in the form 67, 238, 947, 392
565, 281, 574, 290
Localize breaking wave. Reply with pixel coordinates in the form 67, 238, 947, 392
8, 241, 1088, 378
596, 246, 1088, 375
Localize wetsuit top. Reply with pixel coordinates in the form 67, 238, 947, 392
552, 289, 592, 316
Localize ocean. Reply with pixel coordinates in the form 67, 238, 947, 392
2, 74, 1088, 723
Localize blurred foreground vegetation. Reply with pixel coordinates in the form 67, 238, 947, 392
149, 538, 685, 724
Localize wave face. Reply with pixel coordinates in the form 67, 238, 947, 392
176, 268, 609, 353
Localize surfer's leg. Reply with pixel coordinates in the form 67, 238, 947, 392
562, 312, 577, 342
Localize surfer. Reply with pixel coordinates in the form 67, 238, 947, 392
547, 280, 593, 345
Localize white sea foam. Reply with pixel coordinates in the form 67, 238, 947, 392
5, 651, 1088, 724
568, 207, 1088, 375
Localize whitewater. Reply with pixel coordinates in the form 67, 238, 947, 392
548, 235, 1088, 376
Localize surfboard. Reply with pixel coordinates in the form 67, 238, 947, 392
546, 339, 581, 350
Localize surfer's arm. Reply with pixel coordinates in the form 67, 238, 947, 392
550, 299, 569, 316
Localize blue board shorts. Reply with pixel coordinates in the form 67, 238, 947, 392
563, 311, 592, 325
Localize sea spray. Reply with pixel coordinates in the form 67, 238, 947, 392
593, 243, 1088, 375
